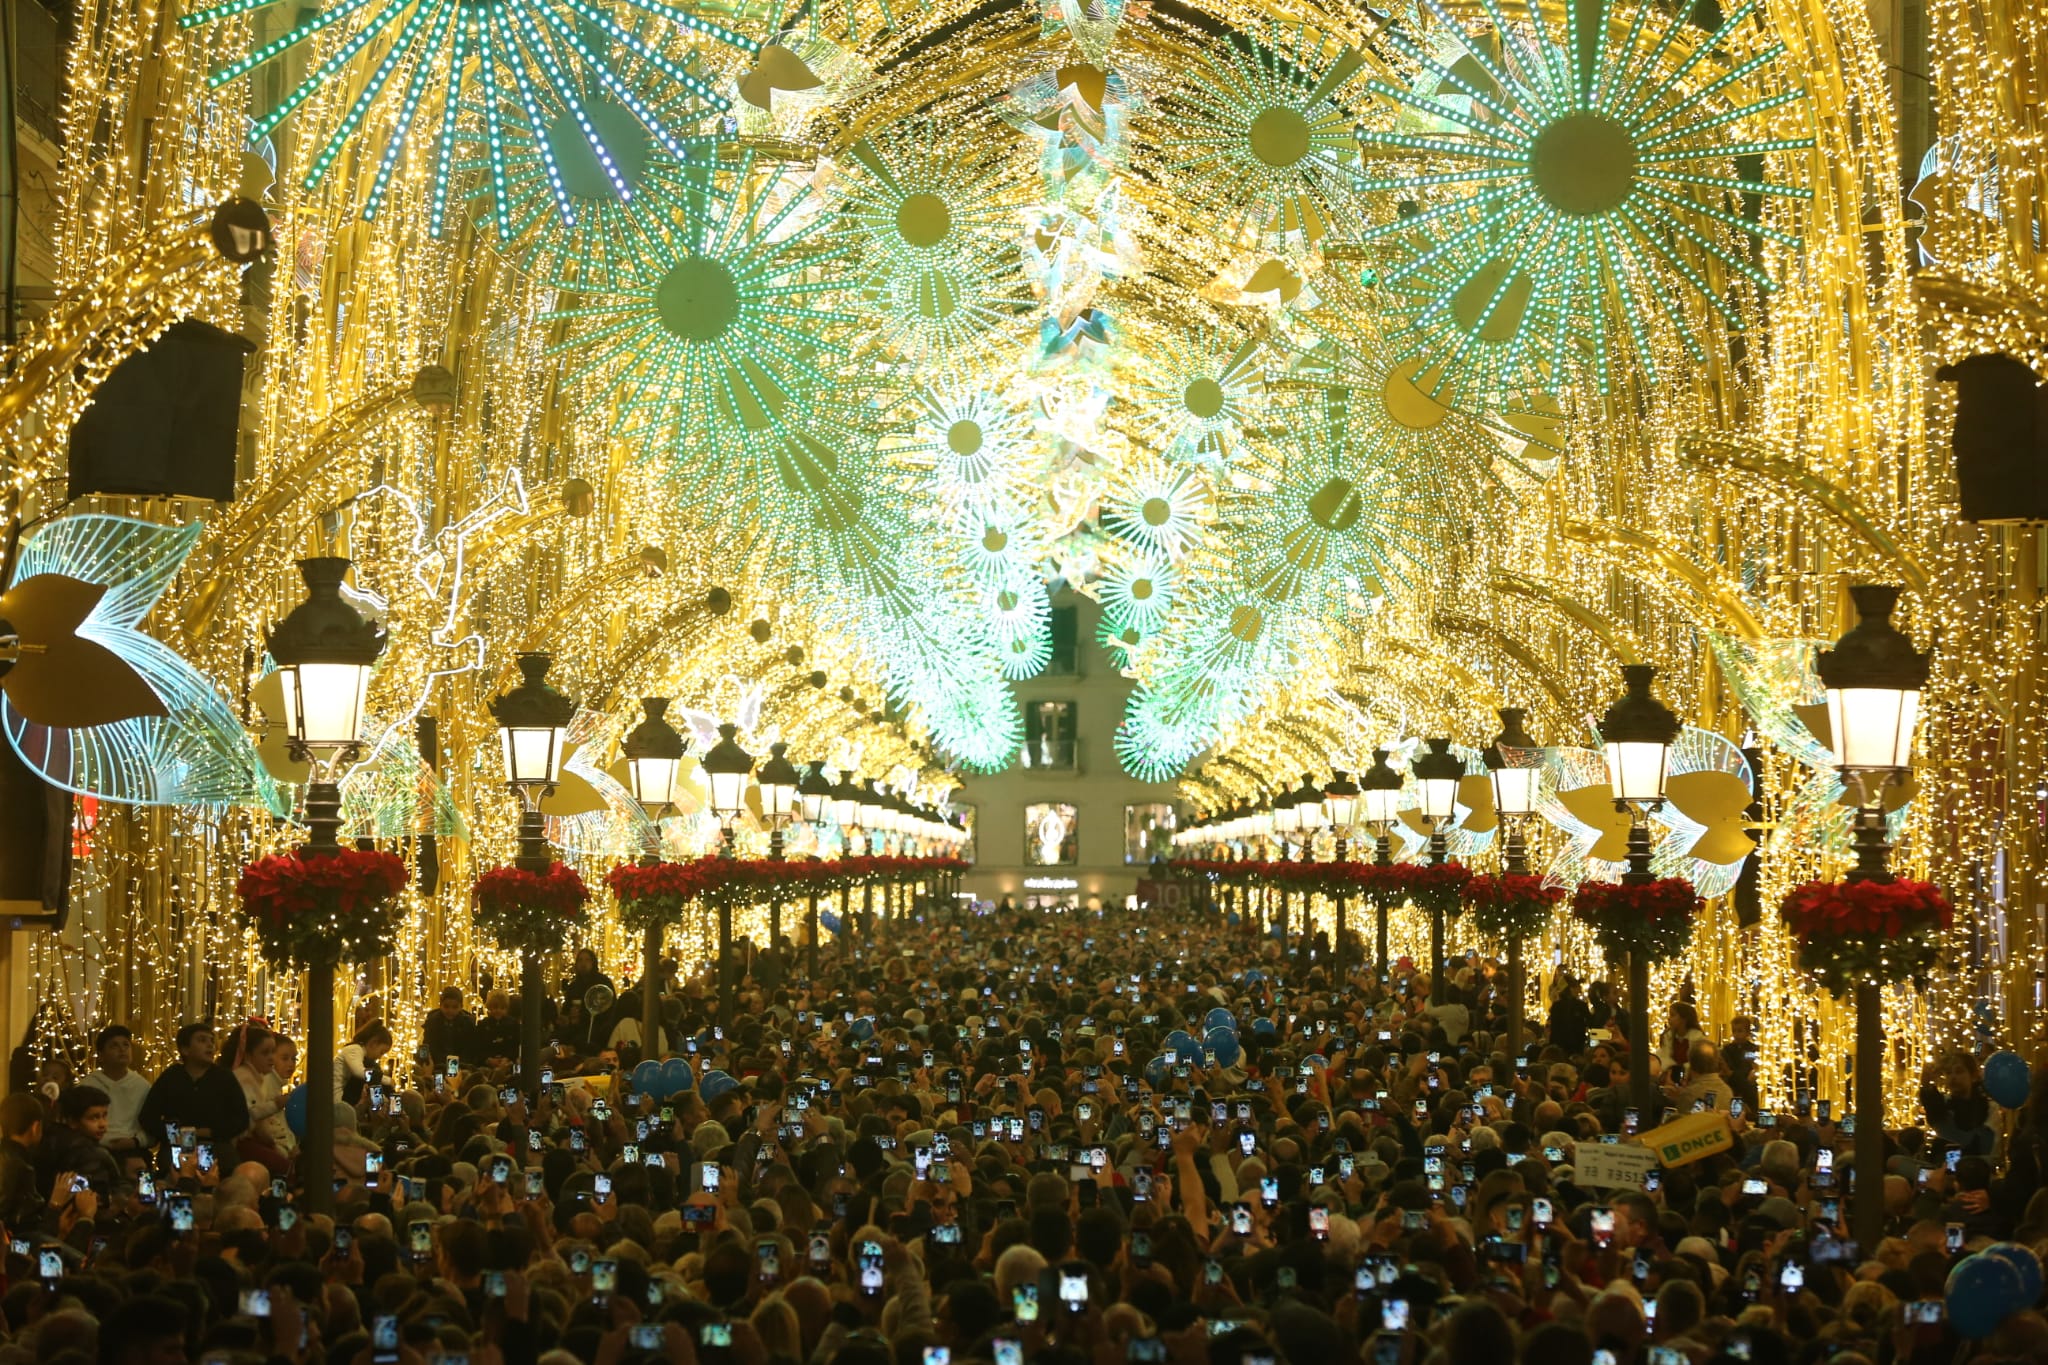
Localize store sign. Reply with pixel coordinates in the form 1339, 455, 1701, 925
1024, 877, 1078, 890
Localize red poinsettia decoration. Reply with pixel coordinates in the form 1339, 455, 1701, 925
1779, 878, 1950, 992
1464, 873, 1567, 942
473, 863, 590, 953
236, 848, 409, 968
1572, 877, 1700, 965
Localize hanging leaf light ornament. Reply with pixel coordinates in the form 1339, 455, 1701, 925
1352, 0, 1811, 395
182, 0, 757, 235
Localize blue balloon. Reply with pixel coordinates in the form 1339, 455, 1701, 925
819, 910, 844, 936
1205, 1027, 1242, 1068
1986, 1243, 2044, 1308
283, 1083, 308, 1139
699, 1069, 737, 1103
1225, 913, 1241, 927
1143, 1054, 1169, 1089
1242, 969, 1263, 986
1204, 1007, 1237, 1034
631, 1059, 664, 1098
848, 1016, 875, 1042
660, 1056, 694, 1096
1985, 1050, 2031, 1109
1947, 1252, 2024, 1338
1250, 1017, 1277, 1037
1166, 1029, 1198, 1058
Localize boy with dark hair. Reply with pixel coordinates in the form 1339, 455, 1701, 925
37, 1085, 119, 1196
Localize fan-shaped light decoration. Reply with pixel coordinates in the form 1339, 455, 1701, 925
888, 383, 1036, 510
1099, 556, 1175, 635
835, 128, 1033, 361
3, 516, 277, 809
1154, 24, 1370, 241
1228, 402, 1458, 610
955, 500, 1049, 589
463, 91, 731, 283
1352, 0, 1811, 393
181, 0, 755, 234
1102, 459, 1211, 560
1544, 725, 1757, 893
1126, 327, 1268, 465
547, 152, 860, 472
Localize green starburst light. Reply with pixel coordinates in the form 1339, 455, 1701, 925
546, 153, 861, 473
1101, 459, 1211, 561
834, 128, 1034, 362
1098, 555, 1175, 635
1352, 0, 1811, 392
180, 0, 755, 233
885, 383, 1037, 511
1124, 327, 1268, 465
1154, 24, 1371, 241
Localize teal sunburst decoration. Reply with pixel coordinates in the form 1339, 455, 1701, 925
1098, 555, 1176, 635
180, 0, 756, 233
1352, 0, 1810, 392
459, 88, 732, 281
886, 383, 1037, 511
1101, 459, 1211, 562
834, 127, 1034, 361
1124, 327, 1268, 465
1153, 24, 1371, 241
545, 152, 861, 462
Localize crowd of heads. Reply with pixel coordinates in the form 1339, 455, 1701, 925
1, 901, 2046, 1365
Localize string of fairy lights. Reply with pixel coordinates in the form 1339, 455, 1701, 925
2, 0, 2039, 1115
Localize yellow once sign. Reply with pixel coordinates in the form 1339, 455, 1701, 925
1640, 1110, 1734, 1169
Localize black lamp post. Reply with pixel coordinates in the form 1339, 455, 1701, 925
1324, 770, 1360, 984
266, 556, 386, 1219
1599, 664, 1682, 1117
489, 652, 576, 1098
757, 741, 801, 957
1361, 749, 1403, 973
832, 769, 864, 955
1485, 708, 1543, 1061
622, 698, 686, 1055
699, 723, 755, 1029
797, 761, 834, 976
1818, 585, 1929, 1252
1412, 737, 1464, 987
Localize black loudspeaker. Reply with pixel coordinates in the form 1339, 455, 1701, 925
67, 319, 255, 502
0, 738, 71, 927
1936, 352, 2048, 523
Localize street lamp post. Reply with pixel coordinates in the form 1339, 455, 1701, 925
622, 698, 686, 1056
1485, 708, 1543, 1061
699, 724, 755, 1030
757, 742, 800, 961
489, 652, 576, 1099
1600, 664, 1682, 1117
1271, 790, 1300, 941
266, 556, 386, 1218
832, 770, 863, 956
797, 761, 835, 978
1818, 585, 1929, 1252
859, 781, 888, 930
1361, 750, 1404, 974
1324, 770, 1360, 986
1412, 737, 1464, 988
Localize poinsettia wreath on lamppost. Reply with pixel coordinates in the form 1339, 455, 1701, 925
243, 555, 388, 1218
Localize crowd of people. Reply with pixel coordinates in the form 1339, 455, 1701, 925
0, 902, 2045, 1365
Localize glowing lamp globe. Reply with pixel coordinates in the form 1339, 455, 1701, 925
490, 652, 576, 789
700, 723, 756, 823
1818, 585, 1929, 776
1361, 749, 1404, 827
1486, 708, 1543, 818
1412, 738, 1464, 823
621, 697, 687, 813
756, 742, 801, 825
797, 761, 835, 824
267, 557, 387, 756
1600, 665, 1681, 805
